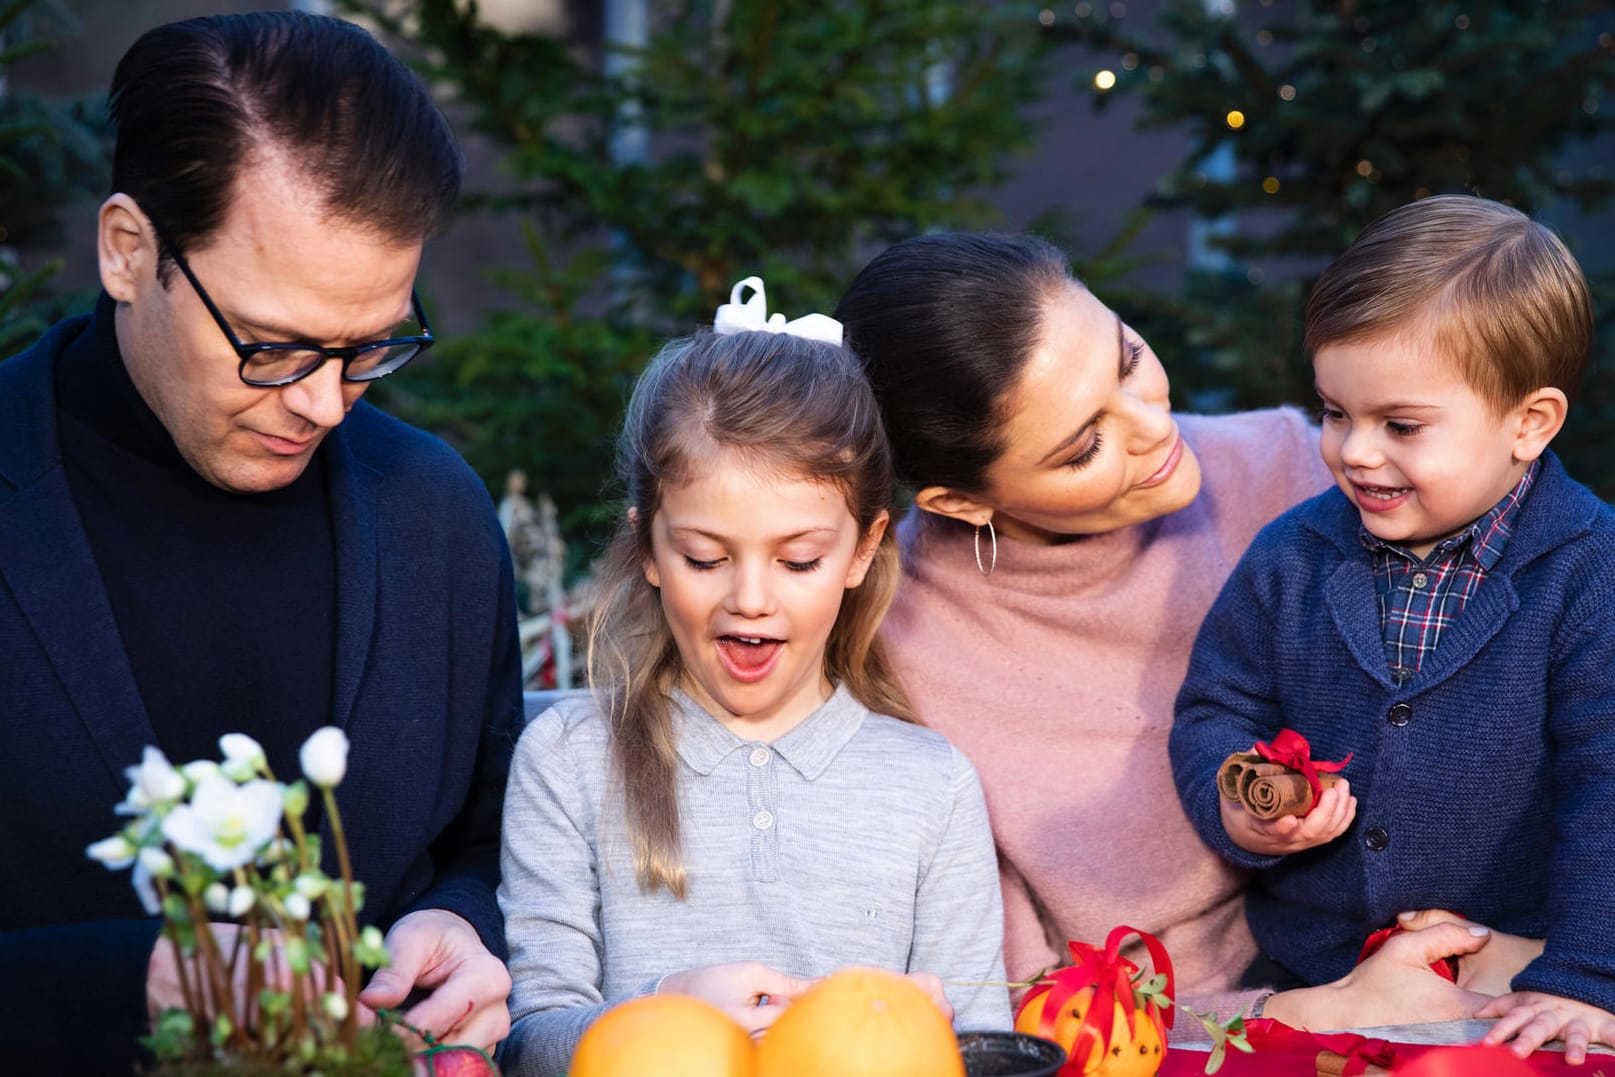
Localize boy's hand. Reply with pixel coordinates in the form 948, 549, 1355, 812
1221, 779, 1356, 855
1480, 991, 1615, 1065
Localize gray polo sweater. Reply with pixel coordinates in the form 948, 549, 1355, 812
497, 684, 1010, 1076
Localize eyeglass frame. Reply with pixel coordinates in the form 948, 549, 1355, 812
152, 223, 435, 388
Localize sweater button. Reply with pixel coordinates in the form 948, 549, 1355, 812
1387, 703, 1412, 727
1364, 826, 1390, 851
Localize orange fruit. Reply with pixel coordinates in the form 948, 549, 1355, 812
1015, 984, 1164, 1077
755, 968, 963, 1077
570, 994, 754, 1077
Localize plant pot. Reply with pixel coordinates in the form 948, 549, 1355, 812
958, 1030, 1067, 1077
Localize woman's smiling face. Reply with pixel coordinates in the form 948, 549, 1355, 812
962, 282, 1202, 543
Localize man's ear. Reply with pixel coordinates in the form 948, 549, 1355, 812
99, 194, 154, 303
912, 485, 994, 529
1510, 387, 1568, 464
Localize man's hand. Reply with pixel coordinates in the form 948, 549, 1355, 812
1481, 991, 1615, 1065
1221, 779, 1357, 856
149, 925, 328, 1020
358, 908, 511, 1052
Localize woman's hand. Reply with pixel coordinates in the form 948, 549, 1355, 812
1261, 919, 1495, 1031
1395, 909, 1545, 998
1480, 992, 1615, 1065
1221, 780, 1357, 856
659, 961, 816, 1036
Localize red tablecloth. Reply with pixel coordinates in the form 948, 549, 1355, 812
1161, 1037, 1591, 1076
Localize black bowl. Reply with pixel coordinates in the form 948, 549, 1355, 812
957, 1029, 1067, 1077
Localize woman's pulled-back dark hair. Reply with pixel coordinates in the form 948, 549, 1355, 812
834, 232, 1073, 494
109, 11, 461, 279
587, 328, 914, 896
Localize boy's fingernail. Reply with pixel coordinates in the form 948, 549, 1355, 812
1398, 911, 1416, 921
1469, 926, 1491, 936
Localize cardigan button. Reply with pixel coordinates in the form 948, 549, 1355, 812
1387, 703, 1412, 726
1364, 826, 1390, 851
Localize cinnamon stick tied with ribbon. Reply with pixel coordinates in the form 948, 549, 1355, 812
1216, 730, 1352, 819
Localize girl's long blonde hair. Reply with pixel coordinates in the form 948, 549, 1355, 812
586, 328, 914, 897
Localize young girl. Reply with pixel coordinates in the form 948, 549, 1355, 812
496, 281, 1010, 1077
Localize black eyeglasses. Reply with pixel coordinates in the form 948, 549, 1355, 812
156, 228, 434, 388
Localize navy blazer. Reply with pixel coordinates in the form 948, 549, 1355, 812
0, 315, 524, 1068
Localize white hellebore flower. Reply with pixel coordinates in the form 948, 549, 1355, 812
119, 747, 187, 814
86, 834, 137, 870
161, 775, 283, 872
300, 727, 349, 788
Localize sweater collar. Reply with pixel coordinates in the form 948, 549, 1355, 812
56, 292, 190, 471
1304, 451, 1595, 571
672, 682, 867, 780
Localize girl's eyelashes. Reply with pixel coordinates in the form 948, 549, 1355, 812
1317, 404, 1344, 423
1065, 430, 1103, 470
1387, 421, 1424, 437
681, 554, 825, 572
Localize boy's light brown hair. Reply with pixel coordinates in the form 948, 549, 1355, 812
1306, 194, 1593, 416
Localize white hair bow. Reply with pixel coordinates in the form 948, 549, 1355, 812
712, 276, 843, 346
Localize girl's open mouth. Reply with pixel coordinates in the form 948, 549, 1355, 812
716, 635, 784, 683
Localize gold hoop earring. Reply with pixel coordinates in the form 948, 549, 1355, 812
974, 519, 997, 577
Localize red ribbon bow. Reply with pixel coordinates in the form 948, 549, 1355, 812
1025, 925, 1175, 1072
1253, 729, 1353, 804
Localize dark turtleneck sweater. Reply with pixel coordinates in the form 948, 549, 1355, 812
54, 293, 334, 780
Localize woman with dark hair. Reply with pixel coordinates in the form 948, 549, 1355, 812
834, 232, 1503, 1028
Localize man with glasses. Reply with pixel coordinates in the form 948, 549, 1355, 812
0, 12, 521, 1068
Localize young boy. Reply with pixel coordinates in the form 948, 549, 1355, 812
1169, 195, 1615, 1058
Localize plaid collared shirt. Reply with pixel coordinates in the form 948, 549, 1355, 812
1363, 459, 1540, 684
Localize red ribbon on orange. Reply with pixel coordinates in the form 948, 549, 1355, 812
1025, 925, 1175, 1071
1253, 729, 1353, 805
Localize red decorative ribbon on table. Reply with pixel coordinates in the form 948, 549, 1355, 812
1254, 730, 1353, 805
1027, 924, 1175, 1070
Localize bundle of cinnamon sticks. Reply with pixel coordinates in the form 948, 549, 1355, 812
1217, 751, 1343, 819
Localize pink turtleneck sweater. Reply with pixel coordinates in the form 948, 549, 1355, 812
883, 409, 1332, 1009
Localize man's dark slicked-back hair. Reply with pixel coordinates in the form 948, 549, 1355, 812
109, 11, 461, 280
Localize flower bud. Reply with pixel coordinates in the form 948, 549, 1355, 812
294, 873, 328, 900
182, 760, 222, 786
285, 892, 312, 921
138, 846, 175, 878
282, 781, 310, 820
299, 727, 349, 788
322, 992, 349, 1022
221, 757, 258, 783
204, 882, 230, 914
219, 733, 266, 768
228, 884, 256, 918
85, 834, 136, 869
